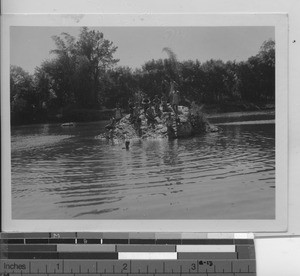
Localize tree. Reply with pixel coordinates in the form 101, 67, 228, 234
10, 66, 37, 124
236, 39, 275, 103
34, 27, 119, 110
256, 39, 275, 101
50, 33, 78, 106
76, 27, 119, 106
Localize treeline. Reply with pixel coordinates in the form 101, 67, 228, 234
10, 27, 275, 125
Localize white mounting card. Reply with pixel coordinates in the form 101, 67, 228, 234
1, 12, 288, 233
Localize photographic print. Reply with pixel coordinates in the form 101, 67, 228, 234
2, 14, 288, 231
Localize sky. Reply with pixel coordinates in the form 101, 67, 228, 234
10, 26, 275, 74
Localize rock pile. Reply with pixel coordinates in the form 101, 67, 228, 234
100, 104, 218, 141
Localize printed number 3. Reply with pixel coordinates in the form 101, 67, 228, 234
191, 263, 196, 270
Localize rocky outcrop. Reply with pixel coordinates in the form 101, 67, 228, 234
100, 104, 218, 141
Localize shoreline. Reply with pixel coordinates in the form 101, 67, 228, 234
11, 107, 275, 127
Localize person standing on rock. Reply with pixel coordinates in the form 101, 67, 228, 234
146, 105, 156, 128
115, 103, 123, 122
142, 95, 151, 114
153, 95, 161, 117
171, 90, 180, 114
169, 80, 180, 114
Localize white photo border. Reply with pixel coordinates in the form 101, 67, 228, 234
1, 13, 288, 232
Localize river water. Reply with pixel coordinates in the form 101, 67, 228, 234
11, 111, 275, 219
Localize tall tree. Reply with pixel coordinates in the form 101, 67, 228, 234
50, 33, 78, 105
35, 27, 120, 109
76, 27, 119, 106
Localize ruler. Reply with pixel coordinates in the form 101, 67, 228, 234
0, 232, 256, 276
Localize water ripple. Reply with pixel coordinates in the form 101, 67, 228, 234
11, 119, 275, 219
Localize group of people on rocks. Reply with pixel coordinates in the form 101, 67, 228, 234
127, 81, 181, 130
105, 80, 203, 139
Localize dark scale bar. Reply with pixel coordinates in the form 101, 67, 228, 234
0, 239, 25, 244
7, 251, 59, 259
48, 239, 75, 244
130, 239, 156, 244
156, 239, 182, 245
1, 250, 8, 258
182, 239, 234, 245
103, 233, 128, 239
58, 252, 118, 259
102, 239, 128, 244
7, 244, 57, 252
25, 239, 49, 244
236, 245, 256, 259
23, 232, 50, 238
0, 233, 25, 239
235, 239, 255, 245
77, 232, 103, 239
1, 233, 49, 239
77, 238, 101, 244
0, 244, 8, 253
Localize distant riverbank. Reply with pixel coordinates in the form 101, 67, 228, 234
11, 101, 275, 126
203, 101, 275, 114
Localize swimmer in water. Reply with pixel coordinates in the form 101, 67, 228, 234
124, 134, 130, 150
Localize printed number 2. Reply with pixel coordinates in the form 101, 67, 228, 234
123, 263, 128, 271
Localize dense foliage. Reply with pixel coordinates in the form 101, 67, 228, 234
10, 27, 275, 125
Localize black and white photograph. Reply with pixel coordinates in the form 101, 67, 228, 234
2, 1, 300, 273
3, 14, 287, 229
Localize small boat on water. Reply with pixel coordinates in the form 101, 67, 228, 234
61, 122, 75, 127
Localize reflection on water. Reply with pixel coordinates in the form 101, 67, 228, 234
11, 115, 275, 219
